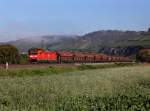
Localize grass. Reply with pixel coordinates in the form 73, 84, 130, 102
0, 63, 136, 77
0, 64, 149, 110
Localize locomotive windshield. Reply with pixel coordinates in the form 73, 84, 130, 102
30, 51, 38, 54
28, 48, 44, 55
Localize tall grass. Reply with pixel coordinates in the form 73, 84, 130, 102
0, 65, 149, 110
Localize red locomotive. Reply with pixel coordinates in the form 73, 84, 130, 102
28, 48, 132, 63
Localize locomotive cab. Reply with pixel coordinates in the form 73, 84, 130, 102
28, 48, 44, 63
28, 48, 58, 63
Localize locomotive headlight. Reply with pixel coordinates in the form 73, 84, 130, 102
30, 55, 37, 58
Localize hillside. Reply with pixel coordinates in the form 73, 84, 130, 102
7, 35, 77, 52
2, 29, 150, 56
45, 30, 150, 54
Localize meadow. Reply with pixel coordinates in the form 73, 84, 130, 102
0, 64, 149, 111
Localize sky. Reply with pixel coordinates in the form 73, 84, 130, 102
0, 0, 150, 42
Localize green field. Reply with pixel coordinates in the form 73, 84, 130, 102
0, 65, 149, 111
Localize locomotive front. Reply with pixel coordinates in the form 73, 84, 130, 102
28, 48, 44, 63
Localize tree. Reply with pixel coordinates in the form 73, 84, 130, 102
0, 44, 20, 64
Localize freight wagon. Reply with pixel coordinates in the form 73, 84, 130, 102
28, 48, 132, 63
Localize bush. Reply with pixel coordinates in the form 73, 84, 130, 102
0, 44, 20, 64
20, 54, 28, 64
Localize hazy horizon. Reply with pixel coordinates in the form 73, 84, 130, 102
0, 0, 150, 42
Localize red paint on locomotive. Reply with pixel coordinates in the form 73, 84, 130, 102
28, 48, 57, 63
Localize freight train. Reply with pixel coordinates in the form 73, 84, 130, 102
28, 48, 132, 63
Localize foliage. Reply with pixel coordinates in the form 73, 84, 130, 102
137, 49, 150, 62
20, 54, 29, 64
0, 44, 20, 64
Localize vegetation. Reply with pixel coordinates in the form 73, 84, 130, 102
137, 49, 150, 62
20, 54, 29, 64
0, 65, 149, 110
0, 63, 136, 77
0, 44, 20, 64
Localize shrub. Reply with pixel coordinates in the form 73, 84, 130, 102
0, 44, 20, 64
20, 54, 28, 64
